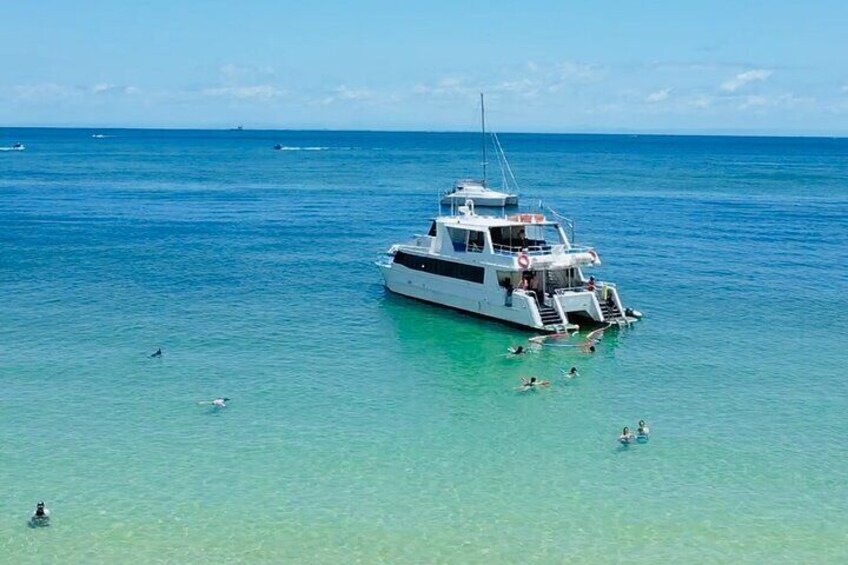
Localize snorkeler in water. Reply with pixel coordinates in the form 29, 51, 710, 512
149, 348, 163, 358
637, 420, 650, 437
562, 366, 579, 378
508, 345, 526, 355
198, 397, 231, 408
516, 376, 550, 391
619, 427, 635, 445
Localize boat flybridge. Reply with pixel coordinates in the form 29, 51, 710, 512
441, 179, 518, 207
377, 201, 640, 332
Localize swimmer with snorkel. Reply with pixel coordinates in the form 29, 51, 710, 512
516, 376, 550, 391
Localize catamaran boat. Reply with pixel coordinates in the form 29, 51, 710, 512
440, 94, 519, 208
441, 179, 518, 207
377, 202, 640, 332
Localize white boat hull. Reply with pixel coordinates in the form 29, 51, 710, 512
379, 262, 553, 330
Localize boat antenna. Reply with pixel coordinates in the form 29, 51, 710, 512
480, 92, 487, 187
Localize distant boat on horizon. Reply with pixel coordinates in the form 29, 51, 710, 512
0, 142, 25, 151
441, 94, 519, 208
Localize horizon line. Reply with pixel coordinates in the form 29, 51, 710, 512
2, 124, 847, 140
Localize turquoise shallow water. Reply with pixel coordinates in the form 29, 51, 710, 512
1, 129, 847, 563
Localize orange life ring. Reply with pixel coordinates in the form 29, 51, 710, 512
517, 253, 530, 268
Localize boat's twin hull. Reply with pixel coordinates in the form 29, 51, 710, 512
379, 261, 635, 332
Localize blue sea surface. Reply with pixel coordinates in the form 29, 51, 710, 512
1, 128, 847, 563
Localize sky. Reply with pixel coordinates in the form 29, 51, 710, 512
3, 0, 848, 134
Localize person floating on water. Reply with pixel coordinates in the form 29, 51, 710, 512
29, 501, 50, 527
618, 426, 635, 445
150, 348, 162, 358
637, 420, 650, 441
508, 345, 526, 355
562, 366, 579, 379
199, 397, 231, 408
517, 376, 550, 391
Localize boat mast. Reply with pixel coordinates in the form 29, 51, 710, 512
480, 92, 487, 186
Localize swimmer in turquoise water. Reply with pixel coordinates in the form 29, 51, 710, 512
637, 420, 650, 437
198, 397, 230, 408
29, 502, 50, 527
517, 376, 550, 391
149, 348, 162, 358
562, 366, 579, 378
619, 427, 634, 444
508, 345, 526, 355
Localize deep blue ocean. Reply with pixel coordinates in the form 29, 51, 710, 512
2, 128, 847, 563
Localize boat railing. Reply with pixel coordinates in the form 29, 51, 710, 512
492, 243, 591, 257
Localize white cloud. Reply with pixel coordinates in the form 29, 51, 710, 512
721, 69, 772, 92
740, 95, 768, 109
218, 63, 275, 83
10, 83, 77, 101
318, 84, 400, 106
200, 85, 283, 100
493, 79, 539, 98
8, 82, 141, 101
91, 83, 139, 95
413, 77, 474, 97
737, 92, 813, 111
689, 95, 713, 108
645, 88, 672, 103
546, 62, 605, 93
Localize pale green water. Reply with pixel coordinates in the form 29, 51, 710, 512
1, 129, 847, 563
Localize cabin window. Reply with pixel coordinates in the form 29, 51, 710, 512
393, 251, 485, 283
467, 230, 485, 253
446, 227, 467, 251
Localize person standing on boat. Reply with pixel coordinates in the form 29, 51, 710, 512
517, 229, 528, 251
501, 277, 514, 306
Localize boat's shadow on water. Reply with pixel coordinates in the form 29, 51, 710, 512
373, 288, 529, 381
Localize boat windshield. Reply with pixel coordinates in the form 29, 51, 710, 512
489, 223, 563, 253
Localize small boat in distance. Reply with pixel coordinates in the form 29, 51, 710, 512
442, 179, 518, 207
0, 142, 25, 151
441, 94, 519, 208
